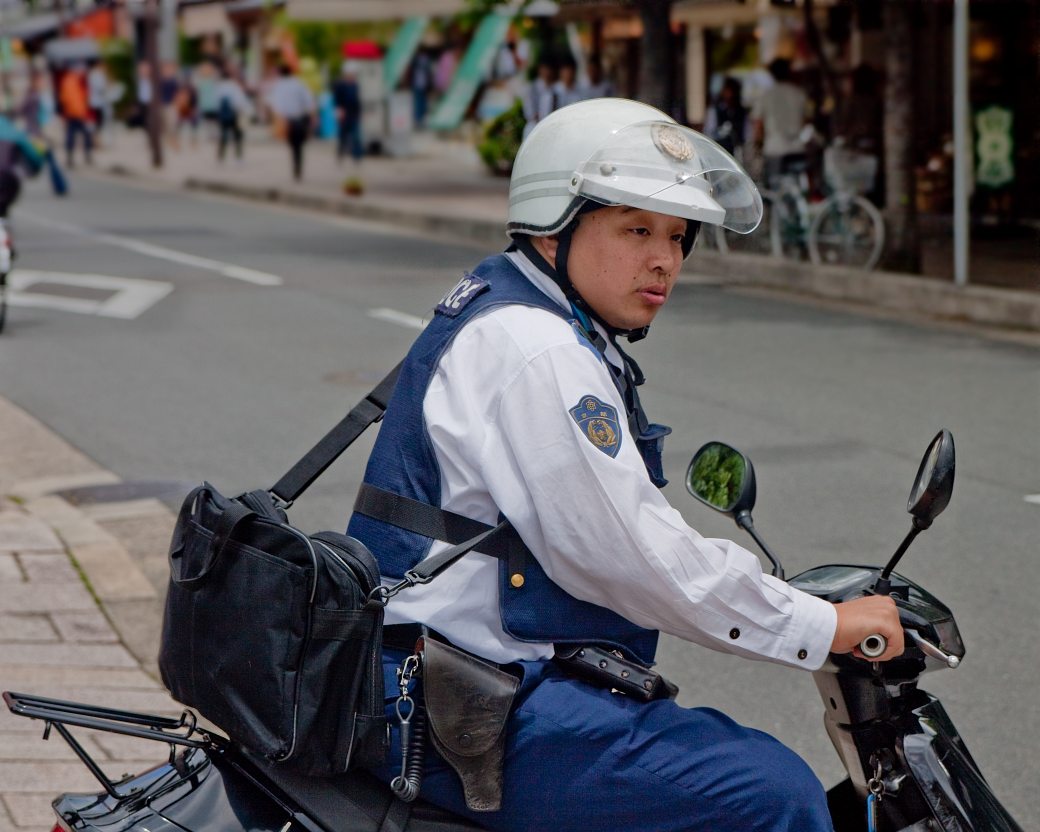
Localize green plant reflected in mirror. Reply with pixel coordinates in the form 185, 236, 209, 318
686, 442, 750, 514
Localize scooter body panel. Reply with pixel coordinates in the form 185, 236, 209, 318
901, 695, 1023, 832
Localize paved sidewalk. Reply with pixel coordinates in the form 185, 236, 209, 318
0, 396, 178, 832
73, 124, 1039, 334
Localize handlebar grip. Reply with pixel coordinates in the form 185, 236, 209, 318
860, 634, 888, 658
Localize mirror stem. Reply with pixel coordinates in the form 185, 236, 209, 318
877, 523, 927, 588
735, 510, 785, 580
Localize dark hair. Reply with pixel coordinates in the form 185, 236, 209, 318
721, 76, 742, 98
767, 58, 792, 81
278, 63, 292, 77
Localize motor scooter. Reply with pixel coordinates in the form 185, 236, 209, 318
3, 429, 1024, 831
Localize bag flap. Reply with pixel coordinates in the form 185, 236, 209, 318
421, 637, 518, 758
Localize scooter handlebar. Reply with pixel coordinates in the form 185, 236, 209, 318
860, 633, 888, 658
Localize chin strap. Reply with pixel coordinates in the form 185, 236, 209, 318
511, 222, 650, 343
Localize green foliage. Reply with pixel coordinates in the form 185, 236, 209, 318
690, 445, 746, 511
477, 98, 524, 176
100, 38, 135, 117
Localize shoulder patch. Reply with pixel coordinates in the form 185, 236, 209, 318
436, 274, 490, 317
569, 395, 622, 458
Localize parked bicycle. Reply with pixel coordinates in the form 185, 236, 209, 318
716, 146, 885, 270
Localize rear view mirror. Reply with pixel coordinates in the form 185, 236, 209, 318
686, 442, 757, 516
907, 429, 955, 528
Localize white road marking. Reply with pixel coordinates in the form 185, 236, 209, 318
1024, 494, 1040, 506
369, 307, 428, 330
9, 270, 174, 319
19, 211, 283, 286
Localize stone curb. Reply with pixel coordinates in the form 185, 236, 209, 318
15, 492, 157, 604
687, 249, 1040, 333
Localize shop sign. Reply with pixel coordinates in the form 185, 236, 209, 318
974, 105, 1014, 188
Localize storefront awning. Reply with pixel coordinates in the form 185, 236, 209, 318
285, 0, 464, 21
181, 3, 229, 37
43, 37, 101, 67
0, 12, 60, 42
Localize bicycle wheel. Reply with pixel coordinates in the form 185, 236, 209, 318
0, 271, 7, 334
714, 191, 782, 257
808, 195, 885, 270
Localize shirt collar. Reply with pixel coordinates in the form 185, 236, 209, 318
504, 249, 622, 368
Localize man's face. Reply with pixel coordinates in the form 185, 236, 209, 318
562, 206, 686, 331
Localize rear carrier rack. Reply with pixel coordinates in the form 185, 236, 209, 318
3, 691, 222, 799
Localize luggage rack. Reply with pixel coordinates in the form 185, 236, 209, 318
3, 691, 224, 799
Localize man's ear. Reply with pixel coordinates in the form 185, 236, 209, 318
532, 234, 559, 270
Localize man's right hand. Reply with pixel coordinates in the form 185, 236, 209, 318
830, 595, 904, 661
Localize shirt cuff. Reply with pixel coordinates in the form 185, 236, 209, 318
777, 590, 838, 671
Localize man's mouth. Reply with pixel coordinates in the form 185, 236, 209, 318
637, 283, 668, 306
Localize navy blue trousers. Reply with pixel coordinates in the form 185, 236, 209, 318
372, 651, 834, 832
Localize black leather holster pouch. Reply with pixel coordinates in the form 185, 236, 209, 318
419, 636, 519, 812
554, 645, 679, 702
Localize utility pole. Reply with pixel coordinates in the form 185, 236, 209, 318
143, 0, 164, 168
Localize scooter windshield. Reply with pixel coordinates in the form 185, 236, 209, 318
569, 121, 763, 234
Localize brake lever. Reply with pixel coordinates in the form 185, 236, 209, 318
907, 629, 960, 668
859, 630, 960, 668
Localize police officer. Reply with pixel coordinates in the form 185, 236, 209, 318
349, 98, 902, 832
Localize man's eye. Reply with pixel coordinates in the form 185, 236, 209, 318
671, 234, 685, 244
630, 227, 650, 236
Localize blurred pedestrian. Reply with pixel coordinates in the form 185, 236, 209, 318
410, 49, 433, 127
522, 59, 556, 138
20, 70, 47, 137
751, 58, 809, 187
704, 76, 748, 158
0, 113, 44, 217
132, 61, 153, 129
266, 63, 315, 181
58, 64, 92, 168
175, 73, 200, 148
553, 59, 583, 109
159, 61, 181, 150
581, 57, 615, 99
215, 66, 249, 163
19, 71, 66, 196
195, 61, 220, 138
332, 61, 363, 164
434, 44, 460, 95
87, 60, 110, 145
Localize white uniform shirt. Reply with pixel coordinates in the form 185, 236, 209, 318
383, 252, 837, 670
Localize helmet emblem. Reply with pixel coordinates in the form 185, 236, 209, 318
652, 124, 694, 161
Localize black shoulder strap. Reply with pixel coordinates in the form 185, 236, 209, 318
354, 483, 529, 574
269, 362, 402, 506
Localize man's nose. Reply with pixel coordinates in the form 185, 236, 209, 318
648, 237, 681, 273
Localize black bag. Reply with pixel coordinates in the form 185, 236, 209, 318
158, 484, 388, 775
158, 365, 513, 776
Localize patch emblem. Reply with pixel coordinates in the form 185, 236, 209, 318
569, 395, 622, 458
651, 124, 694, 161
437, 275, 490, 317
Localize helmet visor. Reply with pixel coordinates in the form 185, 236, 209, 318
569, 121, 763, 234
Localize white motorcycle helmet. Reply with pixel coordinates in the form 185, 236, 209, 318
507, 98, 761, 339
508, 97, 761, 242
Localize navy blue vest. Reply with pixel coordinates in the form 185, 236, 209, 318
348, 254, 666, 665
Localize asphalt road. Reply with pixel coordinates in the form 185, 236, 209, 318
2, 174, 1038, 825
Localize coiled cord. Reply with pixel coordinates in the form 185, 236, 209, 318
390, 704, 426, 802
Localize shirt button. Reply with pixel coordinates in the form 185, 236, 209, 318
729, 628, 740, 640
797, 649, 808, 660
